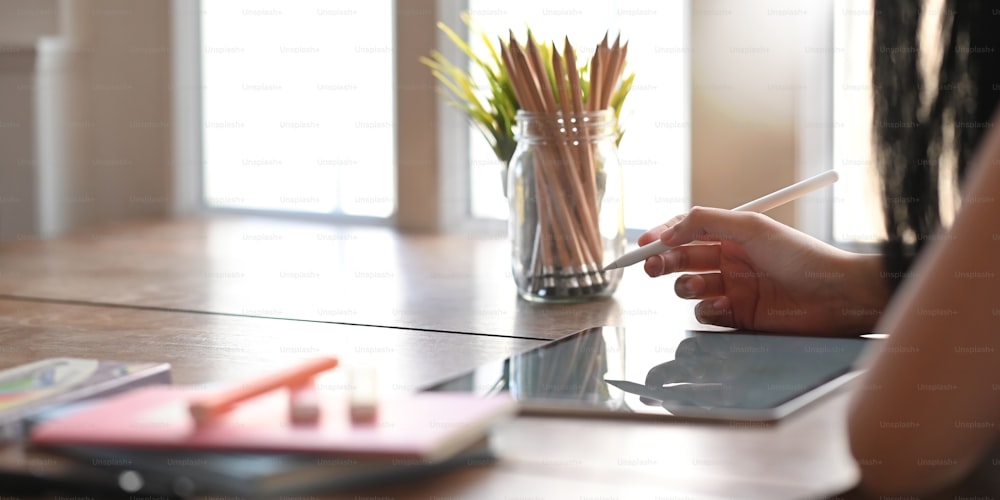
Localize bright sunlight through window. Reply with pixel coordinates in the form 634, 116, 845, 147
201, 1, 394, 218
832, 0, 884, 243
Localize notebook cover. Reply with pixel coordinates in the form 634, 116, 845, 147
30, 386, 516, 461
0, 358, 172, 441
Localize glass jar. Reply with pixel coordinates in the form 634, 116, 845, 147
507, 109, 625, 302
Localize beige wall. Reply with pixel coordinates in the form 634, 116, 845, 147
690, 0, 810, 228
82, 0, 173, 226
0, 0, 172, 240
0, 0, 56, 239
0, 50, 38, 239
0, 0, 58, 45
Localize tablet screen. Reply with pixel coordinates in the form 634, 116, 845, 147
423, 327, 871, 421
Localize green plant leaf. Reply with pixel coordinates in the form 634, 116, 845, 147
423, 15, 634, 167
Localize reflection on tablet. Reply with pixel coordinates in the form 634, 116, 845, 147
423, 327, 871, 422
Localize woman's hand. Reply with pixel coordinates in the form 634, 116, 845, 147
639, 207, 889, 336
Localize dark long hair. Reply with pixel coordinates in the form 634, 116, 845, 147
872, 0, 1000, 288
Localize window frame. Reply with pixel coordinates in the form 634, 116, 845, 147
826, 0, 883, 253
171, 0, 203, 218
173, 0, 469, 230
796, 0, 835, 243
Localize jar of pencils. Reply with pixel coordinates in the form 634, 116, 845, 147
507, 109, 625, 302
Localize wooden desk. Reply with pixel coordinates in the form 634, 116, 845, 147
0, 216, 861, 499
0, 215, 716, 339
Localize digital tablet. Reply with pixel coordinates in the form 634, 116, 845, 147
422, 326, 872, 422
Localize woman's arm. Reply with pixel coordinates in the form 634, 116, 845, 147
848, 117, 1000, 496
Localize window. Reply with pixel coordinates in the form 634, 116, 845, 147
200, 0, 394, 218
832, 0, 883, 243
464, 1, 690, 231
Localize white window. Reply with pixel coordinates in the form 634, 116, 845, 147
200, 0, 395, 218
832, 0, 884, 244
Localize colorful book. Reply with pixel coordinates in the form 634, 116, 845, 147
31, 386, 516, 460
28, 386, 516, 497
0, 358, 171, 441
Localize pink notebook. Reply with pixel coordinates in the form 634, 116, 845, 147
30, 386, 517, 462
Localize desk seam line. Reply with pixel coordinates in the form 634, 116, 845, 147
0, 294, 552, 342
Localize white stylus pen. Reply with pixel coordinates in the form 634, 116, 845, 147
603, 170, 840, 271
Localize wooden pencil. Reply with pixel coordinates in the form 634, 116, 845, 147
502, 39, 553, 293
564, 40, 604, 270
524, 36, 597, 286
512, 38, 587, 287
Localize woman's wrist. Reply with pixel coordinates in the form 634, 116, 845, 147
837, 252, 891, 333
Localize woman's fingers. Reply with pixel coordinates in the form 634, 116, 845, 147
644, 244, 722, 277
694, 296, 737, 328
674, 272, 725, 299
638, 226, 664, 247
638, 214, 686, 246
663, 245, 721, 273
659, 207, 770, 247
